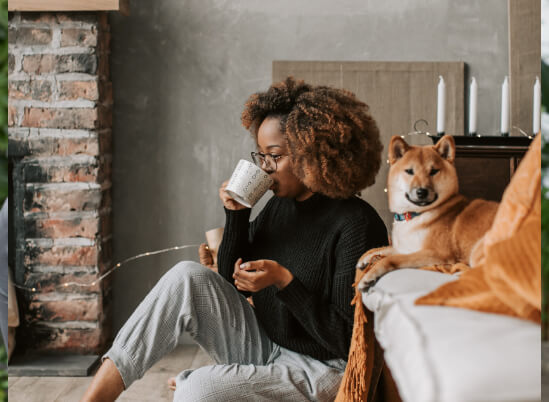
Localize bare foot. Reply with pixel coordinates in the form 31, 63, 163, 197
167, 377, 176, 391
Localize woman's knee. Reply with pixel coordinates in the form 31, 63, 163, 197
161, 260, 214, 288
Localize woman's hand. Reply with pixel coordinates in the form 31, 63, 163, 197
219, 180, 248, 211
232, 258, 294, 292
198, 243, 217, 272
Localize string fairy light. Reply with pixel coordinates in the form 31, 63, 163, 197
14, 244, 201, 293
511, 126, 534, 139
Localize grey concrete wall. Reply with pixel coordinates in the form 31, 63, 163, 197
108, 0, 508, 335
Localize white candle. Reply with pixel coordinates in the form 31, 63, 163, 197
437, 76, 446, 134
500, 76, 509, 135
468, 77, 478, 135
533, 76, 541, 135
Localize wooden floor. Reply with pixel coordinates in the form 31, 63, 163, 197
10, 342, 549, 401
8, 344, 214, 402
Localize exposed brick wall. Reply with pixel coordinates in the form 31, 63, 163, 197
8, 12, 112, 353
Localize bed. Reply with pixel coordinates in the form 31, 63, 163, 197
361, 268, 541, 402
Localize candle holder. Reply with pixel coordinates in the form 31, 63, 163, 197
427, 135, 532, 146
398, 119, 433, 146
407, 119, 432, 136
404, 119, 445, 146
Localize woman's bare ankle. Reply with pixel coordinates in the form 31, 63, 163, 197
81, 358, 125, 402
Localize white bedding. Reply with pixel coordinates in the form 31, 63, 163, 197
361, 269, 541, 402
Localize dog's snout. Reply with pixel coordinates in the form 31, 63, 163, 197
416, 188, 429, 199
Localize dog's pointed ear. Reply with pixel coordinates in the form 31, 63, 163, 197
388, 136, 410, 164
434, 135, 456, 162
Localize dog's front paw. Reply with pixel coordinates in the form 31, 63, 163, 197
357, 275, 376, 292
356, 247, 391, 270
357, 251, 377, 270
357, 252, 378, 270
357, 259, 392, 292
357, 267, 382, 291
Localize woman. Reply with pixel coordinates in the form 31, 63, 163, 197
81, 77, 387, 401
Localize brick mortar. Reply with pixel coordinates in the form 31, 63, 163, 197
23, 154, 98, 164
10, 100, 97, 108
24, 266, 112, 282
26, 181, 101, 190
23, 235, 112, 251
33, 321, 99, 329
9, 127, 102, 138
26, 238, 96, 247
26, 180, 112, 191
9, 72, 98, 81
21, 154, 112, 171
9, 46, 96, 56
32, 292, 100, 302
24, 207, 112, 220
25, 257, 111, 276
28, 265, 100, 274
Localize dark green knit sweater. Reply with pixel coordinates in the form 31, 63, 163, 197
217, 193, 388, 360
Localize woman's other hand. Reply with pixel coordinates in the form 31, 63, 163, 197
198, 243, 217, 272
232, 258, 294, 292
219, 180, 248, 211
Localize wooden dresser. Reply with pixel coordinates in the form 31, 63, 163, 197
433, 136, 533, 202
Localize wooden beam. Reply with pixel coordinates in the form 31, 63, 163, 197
508, 0, 541, 135
8, 0, 129, 14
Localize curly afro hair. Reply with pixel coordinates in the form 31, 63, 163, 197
241, 76, 383, 199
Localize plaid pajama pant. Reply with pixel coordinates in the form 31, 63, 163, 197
103, 261, 346, 401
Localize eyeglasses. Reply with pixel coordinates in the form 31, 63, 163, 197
250, 151, 286, 172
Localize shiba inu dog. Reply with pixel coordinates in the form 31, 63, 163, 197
357, 135, 498, 290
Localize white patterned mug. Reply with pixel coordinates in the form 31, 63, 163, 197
225, 160, 273, 208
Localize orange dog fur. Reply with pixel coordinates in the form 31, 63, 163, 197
357, 135, 498, 290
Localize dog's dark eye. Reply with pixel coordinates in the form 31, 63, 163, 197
429, 168, 440, 176
405, 169, 414, 175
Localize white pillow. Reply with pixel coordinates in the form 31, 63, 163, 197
362, 269, 541, 402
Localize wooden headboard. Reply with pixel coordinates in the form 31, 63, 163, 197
273, 61, 465, 228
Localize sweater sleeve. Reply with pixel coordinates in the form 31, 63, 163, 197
217, 198, 275, 294
217, 208, 252, 294
275, 214, 388, 358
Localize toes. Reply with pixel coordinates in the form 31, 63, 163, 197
167, 377, 176, 391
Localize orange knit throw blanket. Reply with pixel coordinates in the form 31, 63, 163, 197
416, 215, 541, 323
335, 268, 372, 401
335, 256, 382, 402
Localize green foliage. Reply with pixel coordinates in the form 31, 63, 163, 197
0, 0, 6, 400
543, 60, 549, 335
542, 60, 549, 113
0, 0, 7, 205
0, 346, 5, 402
